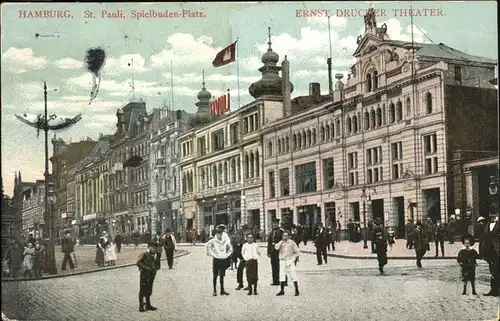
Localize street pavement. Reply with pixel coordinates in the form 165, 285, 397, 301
2, 246, 498, 321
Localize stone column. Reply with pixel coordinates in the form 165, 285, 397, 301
293, 207, 298, 225
464, 168, 479, 233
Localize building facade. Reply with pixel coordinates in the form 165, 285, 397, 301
20, 180, 44, 238
178, 35, 293, 234
108, 101, 154, 237
74, 134, 111, 242
50, 136, 97, 239
262, 12, 497, 238
149, 108, 190, 234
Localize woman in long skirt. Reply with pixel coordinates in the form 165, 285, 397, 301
22, 242, 35, 278
95, 242, 105, 267
105, 242, 117, 266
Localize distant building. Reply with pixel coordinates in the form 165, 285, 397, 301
149, 107, 191, 235
50, 136, 97, 238
20, 179, 45, 238
74, 134, 112, 241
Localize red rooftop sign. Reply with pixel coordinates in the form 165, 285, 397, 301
210, 93, 230, 117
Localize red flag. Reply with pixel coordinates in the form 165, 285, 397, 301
212, 41, 237, 67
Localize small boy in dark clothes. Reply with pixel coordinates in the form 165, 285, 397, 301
457, 234, 479, 295
374, 231, 388, 274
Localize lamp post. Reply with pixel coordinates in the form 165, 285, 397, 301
360, 185, 376, 250
15, 81, 82, 275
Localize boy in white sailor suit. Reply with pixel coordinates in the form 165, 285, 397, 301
274, 230, 300, 296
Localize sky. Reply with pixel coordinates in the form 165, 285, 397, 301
1, 1, 497, 197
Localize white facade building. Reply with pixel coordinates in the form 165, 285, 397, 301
262, 11, 497, 238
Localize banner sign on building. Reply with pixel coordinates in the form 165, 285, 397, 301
210, 92, 230, 117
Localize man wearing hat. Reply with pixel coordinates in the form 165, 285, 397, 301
405, 219, 415, 249
457, 234, 479, 295
205, 227, 233, 296
61, 230, 75, 271
267, 218, 285, 286
217, 224, 231, 244
235, 225, 250, 290
136, 241, 159, 312
478, 213, 499, 297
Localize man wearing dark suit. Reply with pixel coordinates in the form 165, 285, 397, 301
433, 221, 446, 257
114, 233, 123, 253
479, 214, 499, 297
314, 223, 328, 265
152, 232, 163, 269
61, 231, 75, 271
267, 218, 284, 286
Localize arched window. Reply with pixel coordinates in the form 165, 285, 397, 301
255, 151, 260, 177
213, 165, 218, 186
373, 71, 378, 90
311, 128, 317, 145
182, 173, 186, 193
230, 158, 236, 183
320, 126, 325, 142
285, 136, 290, 152
426, 92, 433, 114
364, 111, 370, 130
366, 73, 372, 92
249, 153, 255, 178
244, 155, 249, 179
325, 124, 331, 141
267, 141, 273, 157
396, 101, 403, 122
297, 133, 302, 149
389, 103, 396, 123
292, 134, 297, 150
277, 139, 282, 154
306, 129, 311, 146
223, 162, 228, 184
406, 97, 411, 116
370, 109, 376, 129
376, 108, 382, 127
330, 123, 335, 138
352, 116, 358, 133
335, 119, 341, 136
346, 117, 352, 134
281, 138, 285, 153
302, 131, 306, 147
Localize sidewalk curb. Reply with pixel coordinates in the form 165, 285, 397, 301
1, 250, 190, 282
256, 245, 455, 260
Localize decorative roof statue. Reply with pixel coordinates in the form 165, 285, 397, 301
364, 8, 377, 29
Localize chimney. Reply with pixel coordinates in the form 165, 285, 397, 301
281, 55, 292, 117
327, 58, 333, 96
309, 82, 321, 102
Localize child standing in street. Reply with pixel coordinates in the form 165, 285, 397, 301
205, 228, 233, 296
457, 234, 479, 295
241, 233, 260, 295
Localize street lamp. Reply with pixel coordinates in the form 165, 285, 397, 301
360, 185, 376, 250
15, 82, 82, 275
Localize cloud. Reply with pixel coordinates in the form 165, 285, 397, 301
149, 34, 221, 69
16, 82, 44, 100
2, 47, 49, 73
54, 58, 84, 70
103, 53, 149, 76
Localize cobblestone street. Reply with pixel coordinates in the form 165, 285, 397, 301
2, 246, 498, 321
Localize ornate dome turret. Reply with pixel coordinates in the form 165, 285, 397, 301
195, 70, 212, 116
249, 27, 293, 99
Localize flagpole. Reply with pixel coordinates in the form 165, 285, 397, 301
236, 37, 240, 108
170, 60, 174, 111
